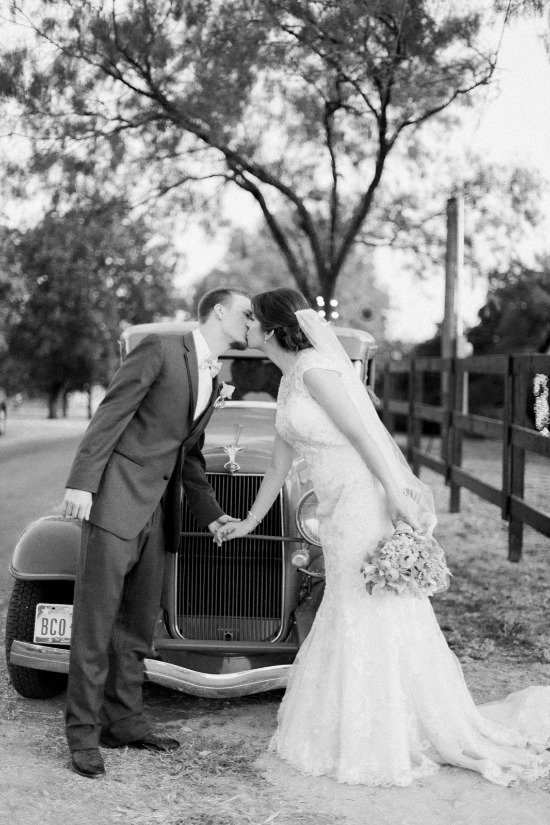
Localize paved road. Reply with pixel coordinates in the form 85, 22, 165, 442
0, 418, 87, 613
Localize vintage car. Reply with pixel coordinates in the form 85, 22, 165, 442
5, 321, 377, 700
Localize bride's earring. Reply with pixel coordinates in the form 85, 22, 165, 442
263, 330, 274, 344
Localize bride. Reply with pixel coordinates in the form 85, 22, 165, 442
216, 287, 550, 787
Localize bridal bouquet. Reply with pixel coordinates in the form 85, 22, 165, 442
360, 521, 451, 598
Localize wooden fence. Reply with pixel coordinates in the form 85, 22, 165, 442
381, 354, 550, 561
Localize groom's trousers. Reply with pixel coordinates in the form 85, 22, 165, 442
65, 505, 166, 752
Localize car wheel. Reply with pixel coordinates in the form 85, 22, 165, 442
0, 407, 6, 436
5, 579, 73, 699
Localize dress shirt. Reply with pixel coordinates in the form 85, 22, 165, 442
192, 328, 215, 420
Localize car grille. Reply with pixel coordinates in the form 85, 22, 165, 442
175, 473, 285, 642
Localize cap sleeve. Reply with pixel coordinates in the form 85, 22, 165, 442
296, 350, 341, 379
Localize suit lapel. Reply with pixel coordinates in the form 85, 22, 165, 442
202, 375, 220, 424
210, 375, 220, 406
183, 375, 219, 444
182, 332, 199, 427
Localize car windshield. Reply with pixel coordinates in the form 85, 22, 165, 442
218, 356, 282, 402
218, 354, 366, 402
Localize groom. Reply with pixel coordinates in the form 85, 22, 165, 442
61, 287, 252, 778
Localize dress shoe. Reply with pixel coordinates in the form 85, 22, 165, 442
128, 732, 180, 752
100, 731, 180, 752
71, 748, 106, 778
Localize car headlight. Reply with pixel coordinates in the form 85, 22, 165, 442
295, 490, 321, 547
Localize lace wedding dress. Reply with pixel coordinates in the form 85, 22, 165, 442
270, 348, 550, 787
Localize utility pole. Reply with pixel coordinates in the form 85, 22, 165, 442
442, 192, 464, 367
441, 193, 465, 409
442, 192, 466, 513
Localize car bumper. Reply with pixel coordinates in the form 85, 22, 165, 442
9, 640, 291, 698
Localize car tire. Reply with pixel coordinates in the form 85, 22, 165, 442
0, 407, 6, 436
5, 579, 74, 699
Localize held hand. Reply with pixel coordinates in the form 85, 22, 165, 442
387, 489, 422, 533
207, 514, 240, 534
62, 488, 93, 521
214, 517, 255, 547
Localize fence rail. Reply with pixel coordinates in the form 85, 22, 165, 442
382, 354, 550, 561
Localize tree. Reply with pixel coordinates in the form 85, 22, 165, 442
0, 226, 27, 361
1, 198, 176, 417
468, 262, 550, 355
189, 223, 390, 344
403, 262, 550, 422
466, 263, 550, 419
497, 1, 550, 29
3, 0, 501, 306
355, 123, 545, 282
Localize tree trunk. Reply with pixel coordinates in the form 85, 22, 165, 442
47, 384, 64, 419
47, 391, 59, 419
84, 384, 93, 420
318, 276, 337, 321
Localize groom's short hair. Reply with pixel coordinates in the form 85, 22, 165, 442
197, 288, 249, 322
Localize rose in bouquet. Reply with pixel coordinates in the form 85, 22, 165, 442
360, 520, 451, 598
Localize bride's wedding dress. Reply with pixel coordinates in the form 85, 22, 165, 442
270, 348, 550, 787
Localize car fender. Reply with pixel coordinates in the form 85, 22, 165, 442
10, 516, 80, 580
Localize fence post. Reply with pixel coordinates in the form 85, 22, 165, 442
449, 357, 463, 513
408, 360, 422, 475
407, 360, 414, 465
382, 365, 393, 434
502, 355, 512, 524
508, 357, 526, 561
440, 358, 449, 473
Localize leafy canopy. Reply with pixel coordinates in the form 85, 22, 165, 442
1, 197, 176, 414
3, 0, 500, 300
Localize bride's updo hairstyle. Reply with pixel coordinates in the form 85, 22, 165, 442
252, 288, 312, 352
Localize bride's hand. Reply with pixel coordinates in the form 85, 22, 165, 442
214, 517, 255, 546
386, 489, 422, 533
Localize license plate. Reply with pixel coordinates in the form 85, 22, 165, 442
34, 603, 73, 644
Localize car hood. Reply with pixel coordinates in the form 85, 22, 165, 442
203, 402, 277, 473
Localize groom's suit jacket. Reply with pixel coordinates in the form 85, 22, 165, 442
66, 332, 223, 550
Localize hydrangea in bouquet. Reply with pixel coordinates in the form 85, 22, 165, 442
360, 520, 451, 598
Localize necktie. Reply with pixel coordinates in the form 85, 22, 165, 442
201, 354, 221, 378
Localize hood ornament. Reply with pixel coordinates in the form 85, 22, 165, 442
223, 424, 243, 474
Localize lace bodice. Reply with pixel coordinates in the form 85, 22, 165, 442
276, 348, 376, 570
276, 349, 348, 449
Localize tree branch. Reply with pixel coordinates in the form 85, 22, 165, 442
392, 69, 495, 139
229, 169, 312, 299
332, 125, 389, 279
323, 98, 339, 269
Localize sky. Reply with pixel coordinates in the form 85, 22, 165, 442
177, 16, 550, 343
379, 15, 550, 343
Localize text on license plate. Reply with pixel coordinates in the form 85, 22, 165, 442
34, 603, 73, 644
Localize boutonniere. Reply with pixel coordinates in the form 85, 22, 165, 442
214, 382, 235, 409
